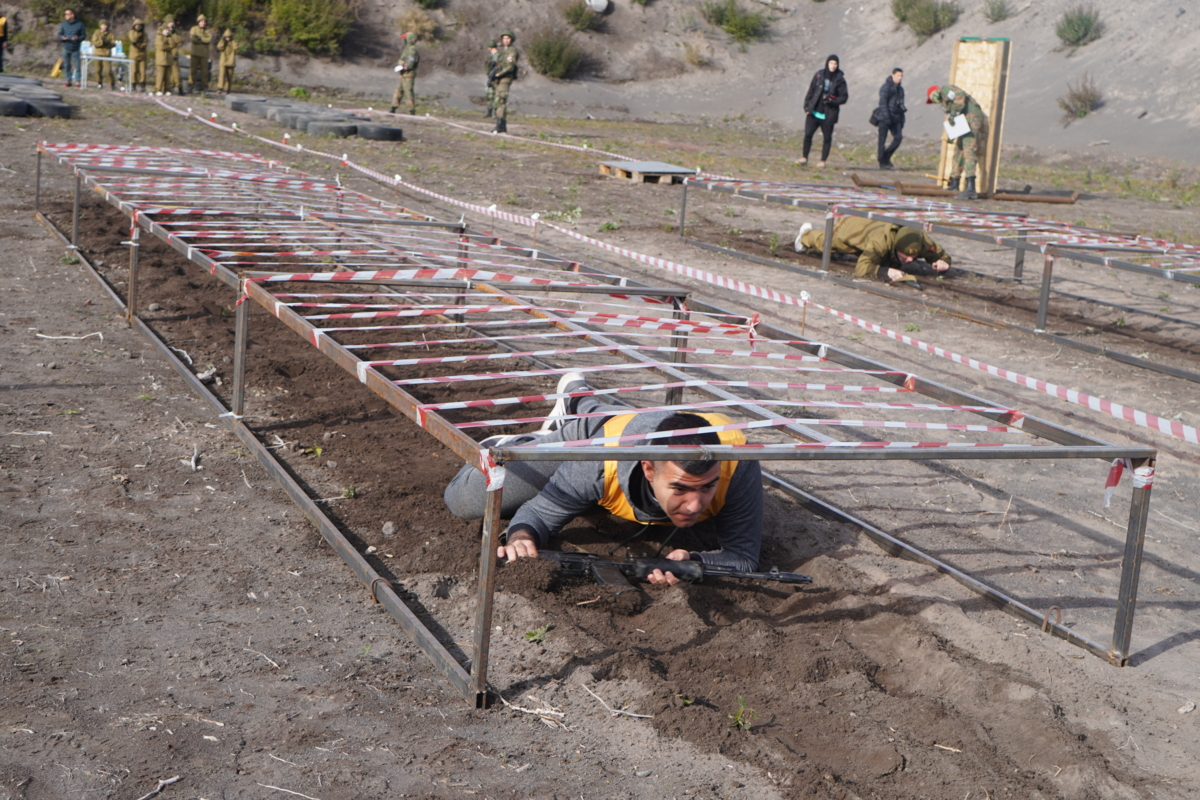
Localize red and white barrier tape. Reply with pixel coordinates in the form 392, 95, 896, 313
130, 103, 1200, 448
1103, 458, 1155, 508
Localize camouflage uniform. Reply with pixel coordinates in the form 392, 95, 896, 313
127, 19, 148, 92
215, 30, 236, 92
90, 24, 116, 89
155, 21, 182, 94
390, 33, 418, 114
932, 84, 986, 186
492, 31, 518, 133
484, 41, 499, 118
189, 15, 213, 92
799, 217, 950, 283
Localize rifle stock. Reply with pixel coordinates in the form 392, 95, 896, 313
537, 551, 811, 586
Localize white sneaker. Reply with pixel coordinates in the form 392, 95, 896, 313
540, 371, 588, 433
480, 433, 540, 448
794, 222, 813, 253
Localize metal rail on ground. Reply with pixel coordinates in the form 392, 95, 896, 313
37, 143, 1160, 708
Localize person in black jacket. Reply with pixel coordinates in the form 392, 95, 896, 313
58, 8, 86, 87
876, 67, 906, 169
799, 54, 848, 167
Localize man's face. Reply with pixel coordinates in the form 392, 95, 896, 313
501, 35, 512, 47
827, 59, 838, 73
641, 460, 721, 529
64, 9, 75, 20
893, 70, 903, 85
199, 19, 206, 27
896, 251, 915, 265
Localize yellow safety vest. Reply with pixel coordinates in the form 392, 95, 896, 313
599, 412, 744, 524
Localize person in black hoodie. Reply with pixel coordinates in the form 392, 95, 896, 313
799, 54, 848, 167
876, 67, 906, 169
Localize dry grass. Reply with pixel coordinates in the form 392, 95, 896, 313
1057, 73, 1103, 125
395, 9, 438, 43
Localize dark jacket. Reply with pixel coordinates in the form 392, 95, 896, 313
878, 76, 906, 124
58, 18, 86, 52
803, 68, 848, 124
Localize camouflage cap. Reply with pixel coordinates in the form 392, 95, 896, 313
488, 40, 499, 48
894, 227, 926, 256
197, 13, 207, 22
162, 15, 174, 24
223, 28, 233, 36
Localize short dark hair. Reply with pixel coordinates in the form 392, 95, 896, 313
892, 67, 903, 74
654, 413, 722, 476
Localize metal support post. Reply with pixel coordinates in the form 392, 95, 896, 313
1013, 230, 1027, 281
665, 295, 689, 405
35, 151, 43, 213
1035, 253, 1054, 332
678, 182, 688, 237
126, 226, 140, 323
469, 485, 504, 706
820, 208, 835, 274
232, 299, 250, 417
1110, 457, 1155, 665
71, 172, 82, 249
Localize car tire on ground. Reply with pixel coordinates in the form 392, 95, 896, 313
25, 99, 73, 118
307, 121, 358, 138
225, 93, 266, 112
357, 124, 404, 142
0, 96, 30, 117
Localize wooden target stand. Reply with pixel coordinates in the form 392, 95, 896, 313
937, 38, 1012, 196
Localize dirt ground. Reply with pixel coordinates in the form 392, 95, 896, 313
2, 87, 1199, 800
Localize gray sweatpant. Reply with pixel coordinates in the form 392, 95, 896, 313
442, 394, 630, 520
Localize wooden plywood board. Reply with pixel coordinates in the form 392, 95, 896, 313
937, 38, 1012, 195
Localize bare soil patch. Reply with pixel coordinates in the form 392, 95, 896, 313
2, 90, 1198, 800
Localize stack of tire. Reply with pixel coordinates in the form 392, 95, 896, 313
224, 93, 402, 141
0, 75, 74, 119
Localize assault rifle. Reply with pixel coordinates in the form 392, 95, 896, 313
486, 67, 497, 87
539, 550, 812, 587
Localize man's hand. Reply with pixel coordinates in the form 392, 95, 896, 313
932, 259, 950, 273
646, 548, 691, 586
497, 529, 538, 562
886, 267, 906, 282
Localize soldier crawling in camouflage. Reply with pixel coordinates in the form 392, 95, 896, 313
794, 217, 952, 289
927, 84, 986, 200
491, 30, 518, 134
390, 31, 418, 115
484, 40, 499, 118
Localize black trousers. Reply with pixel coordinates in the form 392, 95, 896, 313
878, 117, 904, 165
802, 114, 836, 161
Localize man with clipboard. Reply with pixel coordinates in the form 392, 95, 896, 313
928, 85, 986, 200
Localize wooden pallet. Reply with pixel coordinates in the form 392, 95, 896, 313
598, 160, 695, 185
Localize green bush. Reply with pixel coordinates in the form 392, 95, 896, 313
1057, 72, 1103, 123
564, 0, 602, 31
982, 0, 1012, 22
414, 0, 439, 7
145, 0, 203, 21
268, 0, 357, 56
891, 0, 959, 41
201, 0, 262, 30
700, 0, 768, 44
527, 28, 584, 79
1056, 4, 1104, 47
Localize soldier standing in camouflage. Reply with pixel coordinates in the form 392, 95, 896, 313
215, 29, 236, 93
484, 40, 499, 118
389, 31, 418, 115
189, 14, 213, 93
927, 84, 986, 200
491, 30, 518, 134
90, 21, 116, 90
127, 19, 148, 92
794, 217, 952, 288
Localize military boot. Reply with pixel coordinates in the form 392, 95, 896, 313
389, 105, 397, 114
485, 107, 493, 118
956, 176, 977, 201
493, 118, 507, 134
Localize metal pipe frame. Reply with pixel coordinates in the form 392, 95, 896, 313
688, 177, 1200, 286
682, 236, 1200, 386
39, 143, 1162, 697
